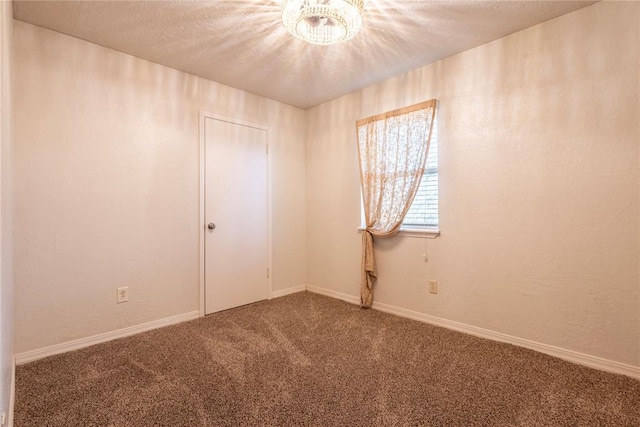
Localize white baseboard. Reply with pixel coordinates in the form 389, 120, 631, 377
15, 311, 200, 365
306, 285, 640, 380
306, 285, 359, 305
7, 357, 14, 427
271, 284, 307, 299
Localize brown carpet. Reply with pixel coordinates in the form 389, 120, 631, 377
15, 291, 640, 426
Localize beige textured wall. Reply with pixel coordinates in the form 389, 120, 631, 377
0, 0, 12, 419
12, 1, 640, 370
306, 1, 640, 366
13, 22, 306, 354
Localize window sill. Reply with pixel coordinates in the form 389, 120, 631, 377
398, 227, 440, 238
358, 227, 440, 239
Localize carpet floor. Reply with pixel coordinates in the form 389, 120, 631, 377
14, 291, 640, 426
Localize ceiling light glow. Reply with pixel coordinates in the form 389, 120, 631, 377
281, 0, 364, 46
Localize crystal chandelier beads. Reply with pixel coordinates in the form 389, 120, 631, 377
281, 0, 364, 46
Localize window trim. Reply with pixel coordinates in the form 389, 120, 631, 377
357, 226, 440, 239
397, 227, 440, 238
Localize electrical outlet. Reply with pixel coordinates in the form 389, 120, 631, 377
428, 280, 438, 294
1, 411, 6, 426
117, 287, 129, 303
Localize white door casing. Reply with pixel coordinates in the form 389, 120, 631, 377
200, 113, 271, 315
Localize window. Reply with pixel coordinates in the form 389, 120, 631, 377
359, 114, 439, 234
402, 118, 438, 229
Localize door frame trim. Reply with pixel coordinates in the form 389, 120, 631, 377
198, 111, 273, 317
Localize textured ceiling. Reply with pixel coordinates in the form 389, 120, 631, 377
13, 0, 597, 109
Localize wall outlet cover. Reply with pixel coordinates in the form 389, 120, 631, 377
117, 286, 129, 303
428, 280, 438, 294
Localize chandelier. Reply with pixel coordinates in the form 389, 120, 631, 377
281, 0, 365, 46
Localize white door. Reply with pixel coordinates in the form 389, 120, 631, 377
204, 117, 268, 314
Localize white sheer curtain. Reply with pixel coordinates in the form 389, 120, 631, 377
356, 100, 437, 307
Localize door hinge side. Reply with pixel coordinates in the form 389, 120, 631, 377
266, 144, 269, 155
267, 268, 270, 278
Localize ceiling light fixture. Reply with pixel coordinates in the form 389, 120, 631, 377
281, 0, 364, 46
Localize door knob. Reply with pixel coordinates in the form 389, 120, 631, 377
208, 223, 216, 230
